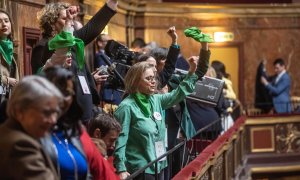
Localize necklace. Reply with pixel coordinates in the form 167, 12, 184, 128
53, 132, 78, 180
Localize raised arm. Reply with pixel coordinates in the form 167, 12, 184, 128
159, 56, 198, 109
195, 42, 210, 78
74, 0, 117, 45
183, 27, 213, 79
158, 26, 179, 88
42, 7, 79, 70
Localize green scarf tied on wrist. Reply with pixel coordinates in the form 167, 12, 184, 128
133, 92, 151, 117
184, 27, 213, 43
0, 38, 13, 65
48, 31, 85, 70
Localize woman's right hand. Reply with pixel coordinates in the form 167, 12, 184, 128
119, 171, 130, 180
167, 26, 178, 45
64, 6, 79, 30
67, 6, 80, 20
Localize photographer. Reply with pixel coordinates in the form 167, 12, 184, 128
94, 34, 124, 108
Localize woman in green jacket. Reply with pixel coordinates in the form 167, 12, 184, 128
113, 56, 198, 179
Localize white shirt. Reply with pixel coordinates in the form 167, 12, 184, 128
275, 70, 286, 84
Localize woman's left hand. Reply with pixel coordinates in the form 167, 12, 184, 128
187, 56, 198, 75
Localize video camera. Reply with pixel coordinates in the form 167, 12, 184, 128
105, 40, 139, 66
99, 40, 139, 90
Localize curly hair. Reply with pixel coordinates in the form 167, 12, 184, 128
37, 2, 70, 38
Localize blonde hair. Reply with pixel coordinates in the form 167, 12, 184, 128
124, 61, 156, 94
37, 2, 70, 38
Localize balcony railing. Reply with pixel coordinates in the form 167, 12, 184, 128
125, 115, 238, 179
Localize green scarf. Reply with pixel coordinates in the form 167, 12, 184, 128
184, 27, 213, 43
133, 93, 151, 118
0, 38, 13, 65
48, 31, 85, 70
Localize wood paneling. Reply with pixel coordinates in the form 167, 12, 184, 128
250, 126, 275, 152
22, 27, 41, 75
116, 1, 300, 105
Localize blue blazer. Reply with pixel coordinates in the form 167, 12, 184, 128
266, 72, 291, 113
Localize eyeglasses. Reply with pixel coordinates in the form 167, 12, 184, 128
42, 108, 61, 118
144, 76, 156, 82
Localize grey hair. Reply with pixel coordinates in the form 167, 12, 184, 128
37, 2, 70, 38
7, 76, 64, 119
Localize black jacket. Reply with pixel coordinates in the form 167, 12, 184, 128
254, 62, 273, 112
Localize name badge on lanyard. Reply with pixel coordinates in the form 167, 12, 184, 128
78, 75, 91, 94
155, 141, 166, 161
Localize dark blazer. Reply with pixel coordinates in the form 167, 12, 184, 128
266, 72, 291, 113
0, 119, 58, 179
158, 45, 179, 89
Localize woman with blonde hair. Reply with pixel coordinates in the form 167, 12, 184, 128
114, 57, 198, 179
